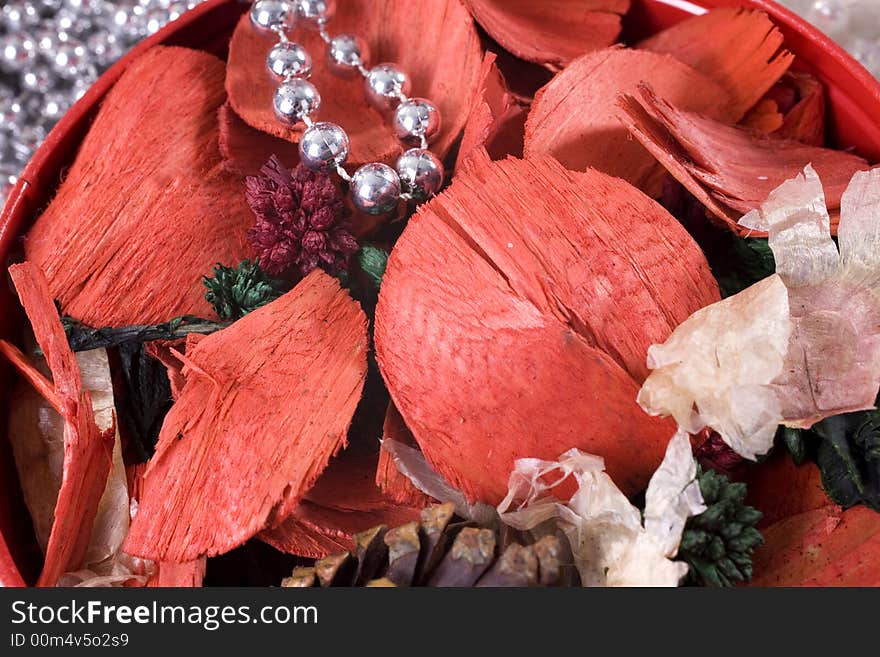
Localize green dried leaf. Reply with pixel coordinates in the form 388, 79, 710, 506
203, 259, 284, 321
358, 245, 389, 291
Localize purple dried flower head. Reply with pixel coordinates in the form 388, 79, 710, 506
245, 155, 359, 278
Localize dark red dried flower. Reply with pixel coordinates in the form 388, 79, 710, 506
694, 431, 747, 477
245, 155, 358, 277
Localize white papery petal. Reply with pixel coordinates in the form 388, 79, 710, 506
638, 275, 791, 459
643, 430, 706, 556
838, 168, 880, 278
740, 164, 839, 288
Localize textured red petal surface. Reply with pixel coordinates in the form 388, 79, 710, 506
775, 72, 826, 145
456, 53, 526, 171
260, 447, 420, 558
744, 454, 829, 528
618, 85, 871, 233
463, 0, 630, 70
146, 560, 206, 587
524, 48, 731, 193
225, 1, 482, 167
376, 404, 433, 508
752, 505, 880, 586
375, 153, 718, 504
6, 263, 113, 587
124, 271, 368, 562
24, 47, 253, 327
0, 537, 25, 587
218, 101, 298, 178
638, 8, 793, 120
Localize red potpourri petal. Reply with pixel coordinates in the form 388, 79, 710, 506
3, 263, 114, 587
637, 8, 793, 121
617, 85, 871, 234
24, 46, 254, 327
462, 0, 631, 71
524, 47, 733, 194
751, 505, 880, 586
456, 52, 526, 171
374, 152, 719, 504
124, 271, 368, 562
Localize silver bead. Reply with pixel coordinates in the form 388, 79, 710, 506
299, 121, 350, 172
250, 0, 296, 34
273, 78, 320, 124
396, 149, 444, 201
351, 163, 401, 215
296, 0, 336, 24
393, 98, 441, 146
364, 63, 411, 111
326, 34, 368, 77
267, 41, 312, 80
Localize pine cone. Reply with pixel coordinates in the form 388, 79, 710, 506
281, 504, 577, 587
679, 467, 764, 587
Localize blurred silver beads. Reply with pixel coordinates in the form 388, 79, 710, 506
396, 149, 444, 201
351, 163, 401, 215
299, 121, 350, 172
295, 0, 336, 25
0, 1, 209, 208
326, 34, 367, 77
273, 78, 320, 124
266, 41, 311, 80
365, 64, 411, 111
393, 98, 440, 146
250, 0, 296, 34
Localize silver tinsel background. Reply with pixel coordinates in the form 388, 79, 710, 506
0, 0, 878, 207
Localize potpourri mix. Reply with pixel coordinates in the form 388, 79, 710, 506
1, 0, 879, 588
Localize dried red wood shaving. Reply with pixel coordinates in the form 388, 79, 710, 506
225, 0, 482, 167
375, 152, 719, 504
3, 263, 114, 587
638, 8, 793, 121
124, 271, 368, 562
24, 46, 254, 327
463, 0, 630, 70
0, 536, 25, 587
456, 52, 526, 171
752, 505, 880, 586
260, 448, 421, 558
618, 85, 871, 234
218, 101, 298, 178
376, 404, 433, 508
744, 454, 829, 529
524, 47, 732, 194
774, 72, 826, 146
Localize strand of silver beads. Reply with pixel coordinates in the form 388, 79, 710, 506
250, 0, 445, 215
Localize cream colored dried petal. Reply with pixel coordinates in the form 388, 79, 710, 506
638, 275, 791, 459
497, 434, 702, 587
740, 164, 839, 288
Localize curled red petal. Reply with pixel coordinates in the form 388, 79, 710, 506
5, 263, 113, 587
376, 404, 433, 508
638, 8, 793, 121
617, 84, 871, 234
456, 52, 526, 171
752, 505, 880, 586
524, 47, 732, 194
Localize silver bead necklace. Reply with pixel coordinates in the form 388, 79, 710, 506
250, 0, 445, 215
